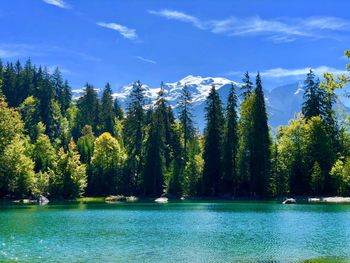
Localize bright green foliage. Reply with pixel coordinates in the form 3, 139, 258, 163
113, 117, 124, 147
0, 137, 35, 196
66, 104, 79, 139
91, 132, 126, 195
19, 96, 41, 141
311, 162, 323, 195
32, 123, 57, 173
51, 140, 87, 198
222, 84, 238, 195
33, 171, 50, 196
305, 116, 335, 195
202, 86, 224, 196
0, 97, 24, 153
100, 83, 115, 134
1, 55, 350, 199
329, 159, 350, 195
276, 116, 308, 195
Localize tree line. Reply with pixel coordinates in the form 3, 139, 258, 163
0, 51, 349, 199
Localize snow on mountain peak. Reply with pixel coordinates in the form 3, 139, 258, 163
110, 75, 240, 106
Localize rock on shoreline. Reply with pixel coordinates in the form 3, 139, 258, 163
105, 195, 138, 202
308, 196, 350, 203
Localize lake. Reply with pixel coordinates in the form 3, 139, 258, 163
1, 201, 350, 262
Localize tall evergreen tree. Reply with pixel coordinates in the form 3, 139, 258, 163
302, 70, 326, 119
123, 81, 146, 194
178, 85, 195, 161
2, 62, 16, 107
143, 108, 165, 197
23, 59, 35, 97
250, 73, 271, 197
113, 98, 124, 120
222, 84, 238, 195
76, 84, 100, 135
241, 71, 253, 99
100, 83, 115, 134
202, 86, 224, 196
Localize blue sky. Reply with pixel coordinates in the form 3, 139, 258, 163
0, 0, 349, 91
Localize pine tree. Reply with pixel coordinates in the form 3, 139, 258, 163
23, 59, 35, 97
61, 81, 72, 113
302, 70, 326, 119
241, 71, 253, 99
202, 86, 224, 196
237, 90, 254, 196
76, 83, 100, 135
250, 73, 271, 197
14, 60, 26, 106
52, 68, 64, 107
100, 83, 115, 134
123, 81, 146, 194
178, 85, 195, 161
143, 109, 165, 197
222, 84, 238, 195
2, 62, 16, 107
114, 98, 124, 120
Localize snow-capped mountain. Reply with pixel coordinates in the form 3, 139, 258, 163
72, 75, 346, 131
111, 75, 239, 106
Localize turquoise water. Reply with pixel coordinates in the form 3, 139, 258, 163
1, 201, 350, 262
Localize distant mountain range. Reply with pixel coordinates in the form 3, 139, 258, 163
72, 75, 348, 131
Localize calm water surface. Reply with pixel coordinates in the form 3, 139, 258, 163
1, 201, 350, 262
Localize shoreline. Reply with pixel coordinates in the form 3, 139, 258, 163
3, 195, 350, 204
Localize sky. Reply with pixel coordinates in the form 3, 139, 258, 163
0, 0, 349, 91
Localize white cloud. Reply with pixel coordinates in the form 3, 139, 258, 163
224, 66, 347, 79
148, 9, 204, 29
149, 9, 350, 43
261, 66, 347, 78
42, 0, 70, 9
135, 56, 156, 64
97, 22, 138, 40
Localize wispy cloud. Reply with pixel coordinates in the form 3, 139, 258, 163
224, 66, 347, 79
148, 9, 204, 29
97, 22, 138, 40
135, 56, 156, 64
149, 9, 350, 43
42, 0, 71, 9
261, 66, 347, 78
